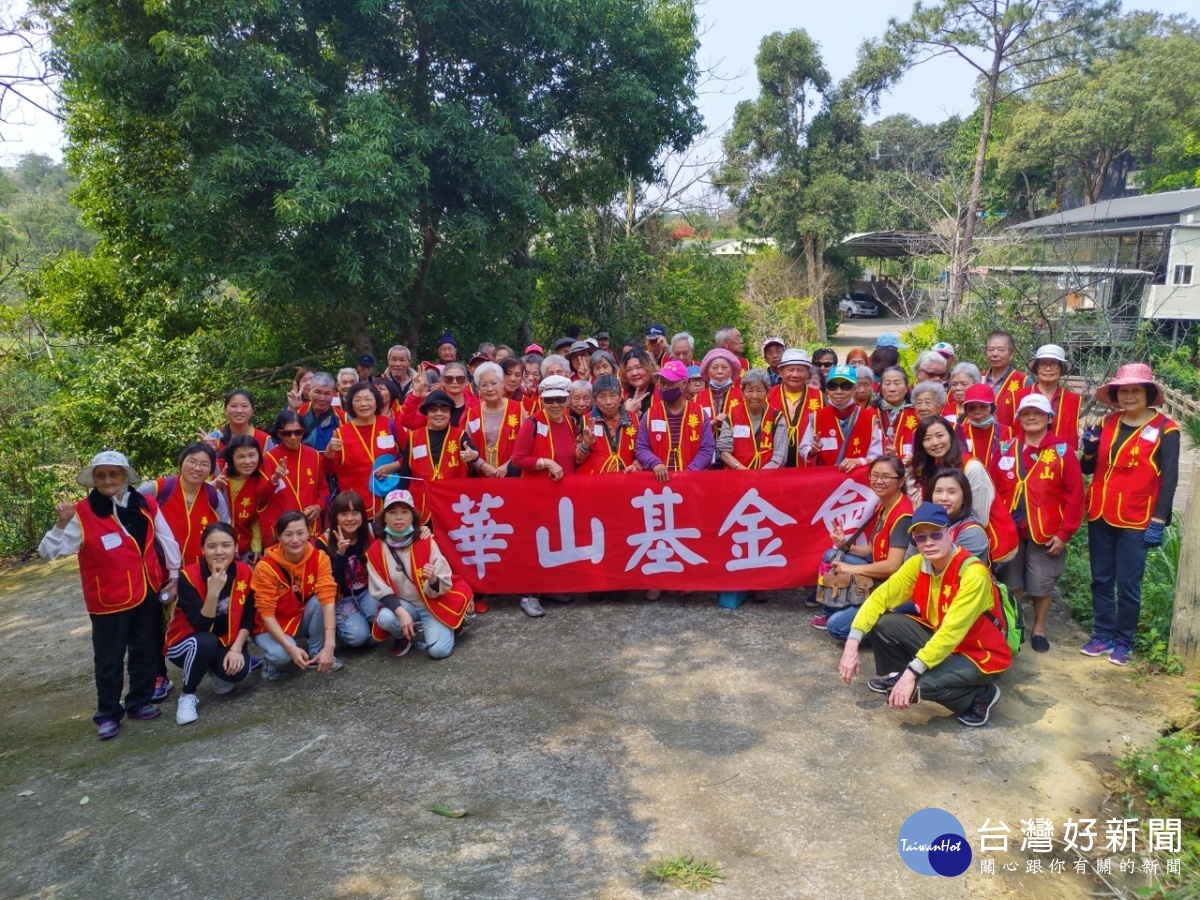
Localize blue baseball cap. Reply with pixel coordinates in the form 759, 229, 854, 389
687, 365, 702, 379
646, 323, 667, 338
826, 364, 858, 385
875, 331, 908, 350
908, 501, 952, 532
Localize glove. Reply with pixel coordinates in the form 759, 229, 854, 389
1144, 520, 1165, 548
1081, 424, 1101, 454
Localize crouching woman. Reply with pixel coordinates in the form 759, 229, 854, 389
166, 523, 256, 724
837, 502, 1012, 728
250, 511, 340, 679
367, 489, 472, 659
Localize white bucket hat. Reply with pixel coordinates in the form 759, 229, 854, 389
1028, 344, 1071, 375
1016, 393, 1055, 419
779, 348, 812, 370
76, 450, 141, 488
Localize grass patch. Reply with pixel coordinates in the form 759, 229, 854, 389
646, 853, 724, 891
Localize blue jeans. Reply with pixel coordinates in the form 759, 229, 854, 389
375, 600, 455, 659
336, 588, 380, 648
1088, 518, 1149, 647
254, 596, 326, 666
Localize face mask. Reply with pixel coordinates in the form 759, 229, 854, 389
971, 415, 995, 428
709, 378, 733, 391
660, 386, 683, 403
385, 524, 414, 541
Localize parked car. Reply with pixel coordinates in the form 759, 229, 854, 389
838, 293, 882, 318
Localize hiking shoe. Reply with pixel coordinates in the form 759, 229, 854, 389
261, 659, 281, 682
1031, 634, 1051, 653
520, 595, 545, 617
390, 636, 412, 658
152, 676, 173, 702
867, 672, 901, 694
97, 720, 119, 741
799, 587, 819, 608
1109, 643, 1132, 667
210, 677, 236, 696
1080, 637, 1114, 657
175, 693, 199, 725
308, 656, 344, 671
126, 704, 162, 721
248, 656, 263, 673
957, 683, 1001, 727
810, 615, 829, 631
474, 597, 490, 614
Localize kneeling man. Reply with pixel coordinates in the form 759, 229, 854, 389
837, 502, 1012, 727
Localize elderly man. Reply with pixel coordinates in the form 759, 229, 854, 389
644, 323, 668, 366
838, 502, 1012, 727
984, 329, 1031, 429
436, 332, 459, 364
767, 348, 823, 468
715, 325, 748, 375
671, 332, 695, 367
355, 353, 375, 383
762, 336, 785, 387
385, 345, 415, 400
300, 373, 345, 452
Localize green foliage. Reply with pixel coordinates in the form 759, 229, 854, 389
898, 320, 939, 373
645, 853, 724, 891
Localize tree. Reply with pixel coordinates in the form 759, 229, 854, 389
883, 0, 1117, 308
716, 30, 866, 340
39, 0, 703, 353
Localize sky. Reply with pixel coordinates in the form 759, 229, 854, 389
1, 1, 1198, 164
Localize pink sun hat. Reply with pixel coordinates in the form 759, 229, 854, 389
1096, 362, 1165, 407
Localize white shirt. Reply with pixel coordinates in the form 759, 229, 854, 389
38, 490, 183, 578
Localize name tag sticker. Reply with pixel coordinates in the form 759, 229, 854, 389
101, 533, 123, 551
820, 437, 838, 451
412, 444, 428, 460
275, 480, 287, 493
998, 457, 1016, 471
651, 419, 667, 433
733, 425, 752, 439
593, 423, 605, 437
1141, 426, 1159, 442
376, 434, 395, 450
902, 443, 913, 456
536, 422, 549, 437
467, 419, 481, 434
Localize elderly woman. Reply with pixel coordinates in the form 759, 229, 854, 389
698, 347, 744, 440
402, 361, 479, 429
958, 383, 1010, 470
513, 375, 579, 617
854, 365, 875, 408
569, 380, 594, 437
579, 375, 642, 474
1016, 344, 1081, 450
403, 389, 478, 526
845, 347, 870, 369
326, 381, 399, 518
802, 365, 882, 470
910, 380, 946, 424
913, 350, 948, 384
501, 357, 525, 401
40, 451, 182, 740
814, 454, 913, 638
874, 365, 916, 461
946, 362, 982, 424
464, 361, 523, 478
1080, 363, 1180, 666
541, 353, 572, 380
590, 350, 618, 382
566, 341, 593, 381
166, 522, 255, 724
520, 353, 543, 413
718, 369, 787, 470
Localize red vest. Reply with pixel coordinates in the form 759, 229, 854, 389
1015, 384, 1081, 450
331, 417, 402, 517
643, 398, 705, 471
877, 406, 919, 459
75, 495, 166, 615
989, 368, 1031, 428
166, 561, 253, 649
463, 399, 523, 469
728, 404, 779, 470
961, 457, 1019, 563
408, 425, 469, 525
253, 551, 322, 636
809, 404, 876, 467
698, 385, 745, 424
578, 416, 639, 475
960, 420, 1011, 470
520, 410, 573, 478
215, 427, 271, 459
994, 438, 1082, 545
767, 385, 823, 467
259, 444, 326, 545
869, 494, 914, 562
941, 401, 960, 426
1086, 411, 1178, 529
156, 476, 221, 567
912, 547, 1012, 674
298, 401, 348, 426
365, 539, 472, 630
226, 474, 265, 553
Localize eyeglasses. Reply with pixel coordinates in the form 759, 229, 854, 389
278, 429, 306, 437
869, 474, 900, 483
827, 383, 853, 391
442, 375, 467, 384
912, 530, 947, 545
542, 397, 568, 404
816, 361, 835, 369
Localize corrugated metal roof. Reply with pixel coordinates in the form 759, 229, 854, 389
1012, 189, 1200, 230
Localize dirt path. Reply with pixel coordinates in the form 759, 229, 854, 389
0, 558, 1190, 899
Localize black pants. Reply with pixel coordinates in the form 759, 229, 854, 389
90, 595, 160, 724
870, 613, 996, 715
166, 631, 251, 694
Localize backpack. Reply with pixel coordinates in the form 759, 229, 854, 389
986, 580, 1027, 655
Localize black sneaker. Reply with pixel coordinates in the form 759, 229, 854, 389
957, 683, 1001, 727
867, 672, 901, 694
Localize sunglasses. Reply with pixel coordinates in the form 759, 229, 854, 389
278, 429, 306, 437
816, 361, 835, 369
542, 396, 568, 404
442, 375, 468, 384
912, 530, 946, 545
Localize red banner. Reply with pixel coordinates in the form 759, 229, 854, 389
426, 468, 876, 593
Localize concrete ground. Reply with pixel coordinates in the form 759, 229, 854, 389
0, 557, 1191, 899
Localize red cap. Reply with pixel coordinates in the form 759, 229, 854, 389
962, 383, 996, 406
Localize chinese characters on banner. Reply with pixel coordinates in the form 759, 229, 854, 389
427, 468, 875, 593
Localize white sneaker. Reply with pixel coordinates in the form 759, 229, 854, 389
176, 693, 199, 725
210, 677, 236, 695
519, 595, 545, 617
